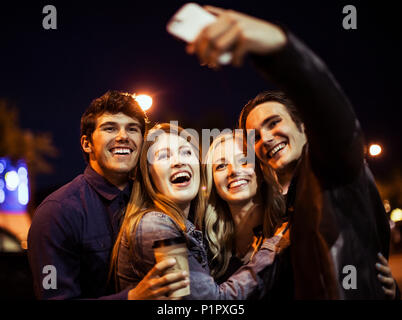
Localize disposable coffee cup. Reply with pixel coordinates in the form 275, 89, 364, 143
153, 236, 190, 297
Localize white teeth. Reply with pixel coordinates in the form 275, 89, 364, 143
269, 143, 286, 158
171, 172, 191, 182
228, 179, 248, 189
112, 148, 131, 155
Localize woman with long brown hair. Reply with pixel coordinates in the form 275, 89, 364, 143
110, 123, 288, 299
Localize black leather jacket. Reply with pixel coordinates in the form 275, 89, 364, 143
252, 30, 398, 299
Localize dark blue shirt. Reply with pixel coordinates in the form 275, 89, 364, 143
28, 166, 131, 299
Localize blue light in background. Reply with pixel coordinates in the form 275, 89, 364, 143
0, 158, 29, 213
5, 171, 19, 191
0, 189, 5, 204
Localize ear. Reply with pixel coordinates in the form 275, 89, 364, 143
300, 123, 308, 145
81, 135, 92, 154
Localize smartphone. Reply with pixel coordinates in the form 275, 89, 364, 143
166, 2, 232, 65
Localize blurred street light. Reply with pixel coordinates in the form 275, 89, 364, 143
390, 208, 402, 222
134, 94, 153, 111
369, 143, 382, 157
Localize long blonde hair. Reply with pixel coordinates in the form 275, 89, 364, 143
198, 131, 285, 278
109, 123, 206, 286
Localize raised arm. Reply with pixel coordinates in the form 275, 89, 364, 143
188, 6, 364, 182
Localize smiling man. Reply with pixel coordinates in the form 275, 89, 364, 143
81, 111, 143, 190
187, 6, 398, 299
28, 91, 189, 299
242, 93, 307, 194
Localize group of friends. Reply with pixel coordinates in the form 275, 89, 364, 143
27, 6, 399, 300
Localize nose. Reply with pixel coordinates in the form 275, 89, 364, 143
116, 128, 129, 141
171, 152, 185, 168
261, 128, 274, 144
260, 128, 274, 150
228, 162, 242, 178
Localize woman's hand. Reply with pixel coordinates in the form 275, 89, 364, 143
128, 258, 189, 300
186, 6, 287, 68
376, 252, 396, 300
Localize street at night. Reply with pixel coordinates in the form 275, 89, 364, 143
1, 0, 401, 306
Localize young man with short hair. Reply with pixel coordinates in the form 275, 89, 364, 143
28, 91, 188, 299
188, 6, 398, 299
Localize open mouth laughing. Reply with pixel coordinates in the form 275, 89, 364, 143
170, 170, 192, 187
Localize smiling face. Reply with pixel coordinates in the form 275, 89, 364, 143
245, 102, 307, 174
148, 133, 200, 207
212, 137, 259, 205
81, 112, 143, 187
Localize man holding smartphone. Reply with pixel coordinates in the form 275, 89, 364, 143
184, 5, 398, 299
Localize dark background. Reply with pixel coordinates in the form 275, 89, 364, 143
1, 0, 400, 202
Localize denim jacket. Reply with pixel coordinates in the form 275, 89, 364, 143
117, 211, 288, 300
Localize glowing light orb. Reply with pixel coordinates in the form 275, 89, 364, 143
0, 189, 5, 203
135, 94, 153, 111
18, 183, 29, 205
5, 171, 19, 191
390, 208, 402, 222
369, 144, 382, 157
18, 167, 28, 177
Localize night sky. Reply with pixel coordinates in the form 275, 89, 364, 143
1, 1, 401, 201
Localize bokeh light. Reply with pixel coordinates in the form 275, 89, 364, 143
390, 208, 402, 222
369, 144, 382, 157
5, 171, 19, 191
135, 94, 153, 111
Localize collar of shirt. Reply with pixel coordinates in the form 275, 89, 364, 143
83, 165, 132, 202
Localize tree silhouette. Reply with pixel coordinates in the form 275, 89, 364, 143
0, 99, 58, 216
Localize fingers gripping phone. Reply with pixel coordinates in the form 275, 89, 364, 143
166, 3, 233, 65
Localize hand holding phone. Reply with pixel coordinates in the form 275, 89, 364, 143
167, 4, 287, 67
166, 3, 232, 65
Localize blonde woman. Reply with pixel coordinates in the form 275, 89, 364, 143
202, 131, 397, 299
201, 132, 289, 288
110, 123, 288, 299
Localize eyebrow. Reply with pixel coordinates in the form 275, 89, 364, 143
99, 121, 142, 129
